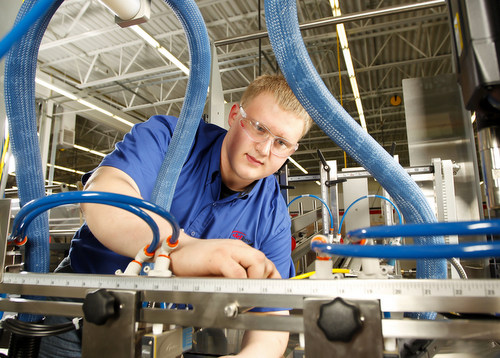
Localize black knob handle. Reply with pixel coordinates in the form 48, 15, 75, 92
317, 297, 362, 342
82, 289, 117, 325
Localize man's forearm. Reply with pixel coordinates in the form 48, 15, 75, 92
238, 329, 289, 358
81, 166, 185, 258
235, 310, 289, 358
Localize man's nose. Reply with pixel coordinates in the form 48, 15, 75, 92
255, 137, 273, 155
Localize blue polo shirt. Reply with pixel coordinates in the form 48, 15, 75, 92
69, 115, 295, 282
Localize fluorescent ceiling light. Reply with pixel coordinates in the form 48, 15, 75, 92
73, 144, 107, 158
355, 97, 363, 111
47, 179, 77, 188
330, 0, 341, 16
78, 99, 113, 117
342, 49, 355, 76
35, 78, 78, 100
337, 24, 348, 49
47, 163, 85, 175
329, 1, 367, 131
35, 78, 134, 127
350, 77, 360, 99
359, 113, 367, 130
288, 156, 308, 174
113, 114, 135, 126
131, 25, 159, 48
157, 48, 190, 75
132, 25, 190, 76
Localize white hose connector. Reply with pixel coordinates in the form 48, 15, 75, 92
358, 258, 385, 279
148, 236, 178, 277
311, 257, 333, 279
116, 244, 155, 276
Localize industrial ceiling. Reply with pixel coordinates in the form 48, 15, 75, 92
20, 0, 454, 186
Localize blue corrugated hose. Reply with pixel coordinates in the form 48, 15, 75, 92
151, 0, 211, 222
263, 0, 446, 281
264, 0, 446, 319
4, 0, 64, 323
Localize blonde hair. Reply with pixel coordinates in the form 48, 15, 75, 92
240, 74, 313, 137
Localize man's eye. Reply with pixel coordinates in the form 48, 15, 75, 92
276, 139, 288, 148
253, 122, 266, 133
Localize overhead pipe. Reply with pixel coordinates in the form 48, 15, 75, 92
215, 0, 446, 47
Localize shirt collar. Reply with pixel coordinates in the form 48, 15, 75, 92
207, 135, 224, 185
238, 180, 257, 198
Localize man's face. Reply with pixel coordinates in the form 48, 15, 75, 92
220, 92, 305, 191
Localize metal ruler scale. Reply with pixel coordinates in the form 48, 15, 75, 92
2, 272, 499, 299
1, 273, 499, 335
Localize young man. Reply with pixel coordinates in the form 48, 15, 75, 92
40, 74, 313, 358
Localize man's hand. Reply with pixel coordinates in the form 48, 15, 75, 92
170, 238, 281, 279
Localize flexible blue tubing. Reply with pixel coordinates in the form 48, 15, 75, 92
339, 194, 403, 235
0, 0, 58, 60
15, 201, 157, 245
287, 194, 334, 231
10, 192, 180, 253
348, 219, 500, 239
150, 0, 211, 234
4, 0, 64, 323
264, 1, 446, 287
311, 240, 500, 259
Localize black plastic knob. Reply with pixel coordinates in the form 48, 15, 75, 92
317, 297, 362, 342
82, 289, 117, 325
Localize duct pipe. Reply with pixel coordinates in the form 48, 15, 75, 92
99, 0, 141, 21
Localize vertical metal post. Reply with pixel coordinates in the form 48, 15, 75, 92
382, 155, 398, 227
278, 163, 289, 205
208, 42, 226, 130
320, 163, 329, 235
327, 160, 340, 235
38, 100, 54, 181
47, 110, 61, 191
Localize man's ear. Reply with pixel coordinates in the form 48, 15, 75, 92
227, 103, 239, 128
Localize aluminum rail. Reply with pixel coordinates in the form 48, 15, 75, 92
289, 165, 436, 182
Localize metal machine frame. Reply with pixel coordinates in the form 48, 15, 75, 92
0, 273, 499, 357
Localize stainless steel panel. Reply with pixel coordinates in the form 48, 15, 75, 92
341, 169, 370, 234
290, 209, 321, 235
382, 319, 500, 340
403, 74, 487, 277
403, 74, 483, 224
0, 296, 82, 317
478, 126, 500, 209
303, 298, 383, 358
82, 290, 139, 358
